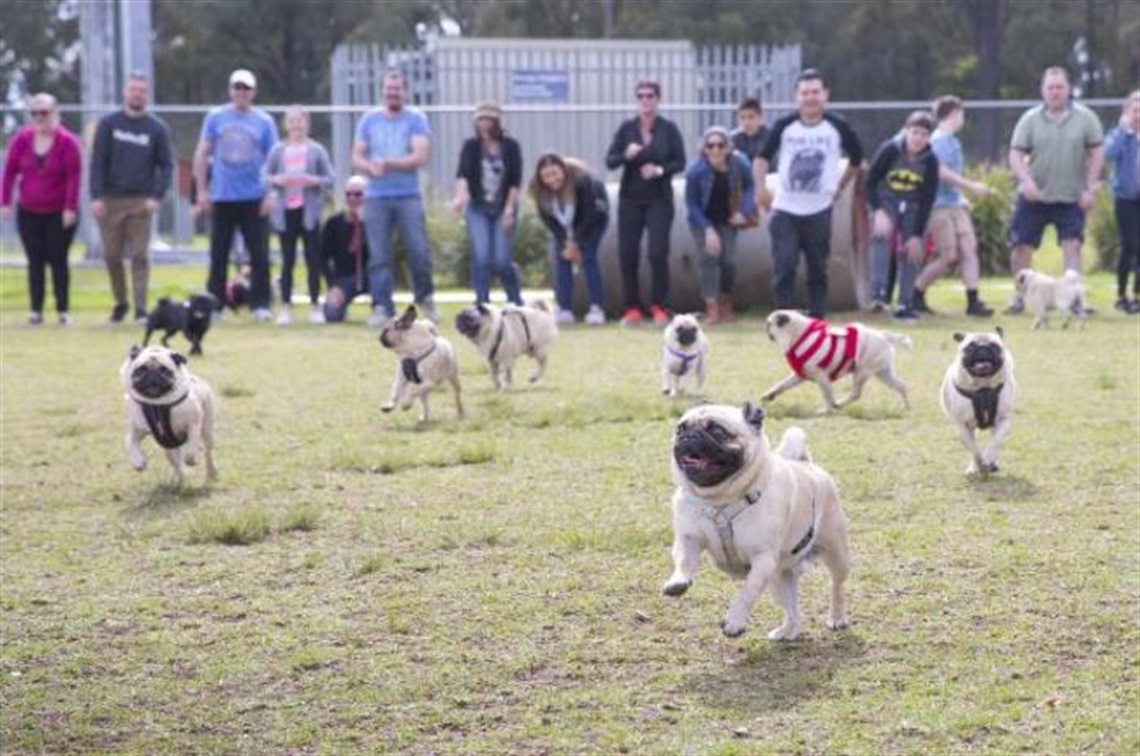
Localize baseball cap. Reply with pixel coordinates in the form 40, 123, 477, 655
229, 69, 257, 89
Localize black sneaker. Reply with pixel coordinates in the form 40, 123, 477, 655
914, 292, 937, 315
892, 306, 920, 321
1114, 298, 1133, 313
1131, 300, 1140, 315
110, 303, 129, 323
966, 300, 994, 317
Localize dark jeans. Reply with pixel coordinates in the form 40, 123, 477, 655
17, 208, 75, 314
207, 200, 271, 310
279, 207, 322, 305
1116, 197, 1140, 298
323, 274, 367, 323
617, 198, 673, 311
552, 213, 609, 312
769, 208, 832, 317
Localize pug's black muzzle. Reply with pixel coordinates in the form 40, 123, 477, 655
454, 311, 483, 339
673, 428, 743, 488
675, 326, 697, 347
131, 364, 177, 400
962, 343, 1004, 379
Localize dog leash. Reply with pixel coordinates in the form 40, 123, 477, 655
401, 343, 438, 384
953, 383, 1004, 430
140, 392, 190, 449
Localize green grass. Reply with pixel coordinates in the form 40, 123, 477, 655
1, 262, 1138, 755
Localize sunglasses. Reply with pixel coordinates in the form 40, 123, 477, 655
345, 191, 364, 198
705, 141, 728, 150
30, 110, 52, 118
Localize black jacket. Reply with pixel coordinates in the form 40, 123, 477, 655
89, 110, 173, 200
536, 172, 609, 248
321, 212, 370, 284
455, 136, 523, 214
865, 136, 940, 237
604, 116, 686, 203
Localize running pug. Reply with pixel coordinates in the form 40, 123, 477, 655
378, 305, 464, 423
663, 402, 851, 640
940, 328, 1016, 477
1015, 269, 1087, 330
121, 344, 218, 485
454, 301, 557, 390
661, 313, 708, 397
762, 309, 911, 413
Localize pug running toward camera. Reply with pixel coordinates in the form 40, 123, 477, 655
1014, 269, 1087, 330
378, 305, 464, 423
663, 402, 851, 640
121, 344, 218, 485
940, 328, 1016, 477
762, 309, 911, 413
661, 313, 709, 397
454, 300, 558, 390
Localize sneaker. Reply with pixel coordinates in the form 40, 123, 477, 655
555, 307, 575, 325
252, 307, 273, 323
584, 304, 606, 326
1003, 299, 1025, 315
913, 292, 936, 315
308, 304, 326, 324
110, 303, 129, 323
418, 297, 440, 324
366, 305, 390, 328
892, 306, 919, 321
210, 309, 225, 325
868, 298, 887, 314
28, 311, 43, 326
619, 307, 643, 327
275, 306, 293, 326
1130, 300, 1140, 315
134, 308, 148, 325
966, 300, 994, 318
58, 312, 75, 327
650, 305, 669, 326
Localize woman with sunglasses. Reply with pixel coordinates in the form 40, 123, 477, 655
684, 126, 757, 324
1, 93, 83, 326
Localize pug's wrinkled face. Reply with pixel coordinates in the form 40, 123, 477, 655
454, 303, 491, 340
668, 314, 701, 347
125, 345, 187, 400
953, 330, 1007, 379
1014, 270, 1033, 294
379, 305, 419, 349
187, 293, 219, 323
765, 309, 805, 344
672, 403, 765, 489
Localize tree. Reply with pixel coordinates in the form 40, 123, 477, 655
0, 0, 81, 132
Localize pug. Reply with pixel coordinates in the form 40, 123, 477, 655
762, 309, 911, 413
121, 344, 218, 485
661, 313, 708, 397
940, 328, 1016, 477
454, 300, 558, 390
663, 402, 851, 640
1014, 269, 1087, 330
143, 293, 219, 357
378, 305, 464, 423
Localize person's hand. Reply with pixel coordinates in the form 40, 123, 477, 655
904, 236, 924, 264
450, 195, 466, 216
62, 210, 78, 229
872, 209, 893, 238
1019, 178, 1041, 202
704, 227, 722, 257
193, 193, 211, 217
624, 143, 643, 161
967, 179, 991, 197
727, 211, 747, 228
91, 199, 106, 220
259, 196, 273, 217
144, 198, 160, 214
500, 207, 516, 233
562, 241, 582, 266
369, 158, 387, 178
1079, 186, 1097, 211
639, 163, 662, 180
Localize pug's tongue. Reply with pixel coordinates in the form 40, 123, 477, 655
682, 453, 708, 469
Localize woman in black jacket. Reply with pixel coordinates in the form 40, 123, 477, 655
451, 103, 523, 306
529, 153, 610, 325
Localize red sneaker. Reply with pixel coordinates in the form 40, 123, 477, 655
620, 307, 643, 327
650, 305, 669, 326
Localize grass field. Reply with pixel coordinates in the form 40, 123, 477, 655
1, 260, 1138, 755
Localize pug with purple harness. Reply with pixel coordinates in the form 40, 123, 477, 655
661, 313, 708, 397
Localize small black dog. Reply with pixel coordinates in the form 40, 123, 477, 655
142, 293, 219, 356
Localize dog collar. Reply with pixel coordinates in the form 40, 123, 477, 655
140, 391, 190, 449
401, 343, 438, 384
954, 382, 1004, 430
489, 310, 534, 362
667, 345, 705, 376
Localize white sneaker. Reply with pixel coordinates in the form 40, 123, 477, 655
418, 297, 440, 324
584, 305, 606, 326
58, 312, 74, 327
252, 307, 273, 323
308, 305, 325, 324
366, 305, 389, 328
275, 307, 293, 326
555, 307, 575, 325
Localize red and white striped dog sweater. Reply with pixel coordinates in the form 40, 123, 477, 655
784, 318, 859, 381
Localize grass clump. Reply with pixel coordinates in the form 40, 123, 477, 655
187, 508, 272, 546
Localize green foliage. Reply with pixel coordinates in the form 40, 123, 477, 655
966, 163, 1017, 276
1088, 186, 1121, 273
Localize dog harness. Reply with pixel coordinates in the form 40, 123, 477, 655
953, 383, 1004, 430
667, 345, 705, 377
140, 392, 190, 449
785, 319, 858, 381
401, 343, 438, 384
694, 488, 816, 575
488, 309, 533, 361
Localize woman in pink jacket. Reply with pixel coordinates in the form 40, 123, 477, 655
1, 93, 83, 325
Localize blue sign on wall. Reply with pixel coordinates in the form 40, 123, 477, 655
510, 70, 570, 104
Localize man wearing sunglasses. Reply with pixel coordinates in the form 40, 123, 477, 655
193, 68, 279, 323
320, 176, 371, 323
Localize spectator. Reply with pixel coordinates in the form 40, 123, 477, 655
450, 102, 523, 307
89, 72, 173, 325
193, 68, 279, 322
264, 105, 335, 325
731, 96, 772, 214
684, 126, 756, 324
1103, 90, 1140, 314
320, 176, 370, 323
1, 93, 82, 326
529, 153, 610, 326
911, 95, 994, 317
756, 69, 863, 319
351, 70, 437, 325
865, 111, 940, 320
605, 79, 686, 326
1006, 66, 1104, 314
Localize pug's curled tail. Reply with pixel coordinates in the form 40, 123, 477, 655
528, 299, 551, 313
776, 426, 812, 463
882, 331, 913, 351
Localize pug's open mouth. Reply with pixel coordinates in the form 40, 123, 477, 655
963, 345, 1004, 378
673, 425, 743, 488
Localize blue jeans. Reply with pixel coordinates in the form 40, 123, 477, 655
362, 195, 434, 316
551, 215, 608, 312
323, 275, 366, 323
466, 207, 521, 305
690, 224, 738, 301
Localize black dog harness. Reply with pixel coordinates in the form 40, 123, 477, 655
954, 383, 1004, 430
489, 309, 534, 361
698, 488, 816, 574
141, 392, 189, 449
401, 343, 438, 384
667, 345, 705, 376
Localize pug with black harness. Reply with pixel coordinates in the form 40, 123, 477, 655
662, 402, 851, 640
378, 305, 464, 423
454, 300, 558, 390
940, 328, 1016, 477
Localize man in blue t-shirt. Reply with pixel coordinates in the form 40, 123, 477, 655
193, 68, 279, 321
351, 70, 437, 324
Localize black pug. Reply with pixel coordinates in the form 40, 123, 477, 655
142, 293, 219, 356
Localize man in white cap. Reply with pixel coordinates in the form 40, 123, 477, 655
193, 68, 279, 322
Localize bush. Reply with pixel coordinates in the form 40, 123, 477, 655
1087, 186, 1120, 272
966, 163, 1017, 276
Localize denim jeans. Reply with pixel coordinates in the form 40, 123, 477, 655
323, 274, 367, 323
362, 195, 434, 316
465, 206, 521, 305
869, 206, 919, 308
551, 214, 609, 313
690, 224, 738, 301
769, 208, 831, 317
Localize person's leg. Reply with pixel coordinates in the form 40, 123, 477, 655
363, 197, 396, 317
492, 209, 522, 305
915, 207, 957, 292
302, 222, 323, 305
550, 240, 574, 312
17, 209, 48, 316
238, 201, 272, 311
719, 225, 738, 298
278, 207, 302, 307
950, 208, 991, 315
801, 208, 832, 319
768, 210, 800, 311
1007, 196, 1046, 310
1116, 197, 1140, 301
692, 226, 720, 305
1054, 203, 1086, 274
617, 200, 645, 312
44, 212, 76, 315
646, 198, 674, 311
207, 202, 239, 307
100, 198, 129, 313
395, 195, 435, 310
465, 208, 493, 305
580, 215, 608, 309
122, 197, 153, 316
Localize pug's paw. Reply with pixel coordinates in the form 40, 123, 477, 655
662, 578, 691, 597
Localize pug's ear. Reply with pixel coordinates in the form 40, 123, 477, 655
398, 306, 417, 328
775, 313, 790, 328
741, 402, 765, 431
172, 352, 188, 366
476, 302, 490, 315
129, 344, 142, 360
994, 325, 1004, 340
952, 331, 966, 343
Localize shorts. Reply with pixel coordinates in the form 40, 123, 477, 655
929, 205, 976, 258
1009, 197, 1085, 248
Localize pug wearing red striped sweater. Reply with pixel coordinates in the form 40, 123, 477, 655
761, 310, 911, 413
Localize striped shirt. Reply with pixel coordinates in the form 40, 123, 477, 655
785, 319, 858, 381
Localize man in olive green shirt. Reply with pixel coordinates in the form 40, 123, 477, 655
1006, 67, 1103, 313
